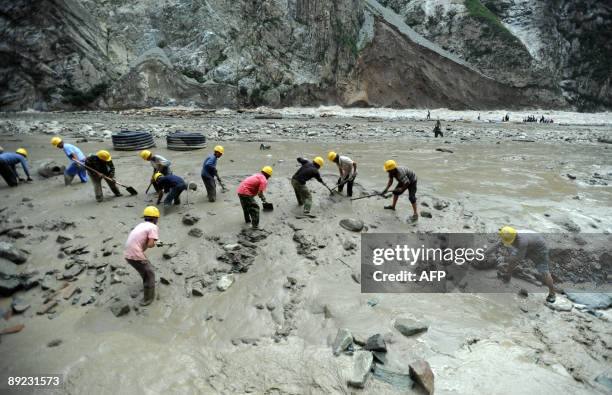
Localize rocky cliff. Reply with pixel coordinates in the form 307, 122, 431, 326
0, 0, 609, 111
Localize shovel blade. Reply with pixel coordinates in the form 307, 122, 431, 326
126, 186, 138, 196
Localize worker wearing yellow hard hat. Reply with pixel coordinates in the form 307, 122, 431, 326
51, 136, 88, 185
0, 148, 33, 186
487, 226, 557, 303
84, 150, 122, 202
140, 150, 172, 192
201, 145, 225, 202
154, 172, 187, 211
381, 160, 419, 221
124, 206, 161, 306
291, 156, 329, 216
236, 166, 273, 229
328, 151, 358, 197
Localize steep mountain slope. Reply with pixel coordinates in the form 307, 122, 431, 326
0, 0, 609, 111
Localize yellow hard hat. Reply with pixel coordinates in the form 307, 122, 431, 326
261, 166, 273, 176
153, 172, 163, 182
16, 148, 28, 157
327, 151, 337, 161
313, 156, 324, 167
499, 226, 517, 246
97, 150, 112, 162
214, 145, 224, 155
51, 137, 62, 147
140, 150, 152, 160
384, 159, 397, 172
143, 206, 160, 218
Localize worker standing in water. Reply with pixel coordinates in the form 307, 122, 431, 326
201, 145, 224, 202
84, 150, 122, 202
51, 137, 88, 185
489, 227, 557, 303
327, 151, 357, 197
139, 150, 171, 192
124, 206, 160, 306
381, 160, 419, 221
0, 148, 32, 187
236, 166, 273, 229
291, 156, 329, 216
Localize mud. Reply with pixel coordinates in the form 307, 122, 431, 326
0, 109, 611, 394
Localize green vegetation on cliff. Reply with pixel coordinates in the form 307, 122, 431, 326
464, 0, 521, 46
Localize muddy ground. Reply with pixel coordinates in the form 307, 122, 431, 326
0, 109, 611, 394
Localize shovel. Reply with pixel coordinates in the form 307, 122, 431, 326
350, 192, 384, 201
75, 160, 138, 196
216, 175, 228, 193
262, 202, 274, 211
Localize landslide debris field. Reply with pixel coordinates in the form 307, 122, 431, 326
0, 110, 611, 394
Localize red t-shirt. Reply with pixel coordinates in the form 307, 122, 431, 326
236, 173, 267, 197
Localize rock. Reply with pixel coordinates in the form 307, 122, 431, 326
11, 298, 30, 313
56, 234, 74, 244
566, 293, 612, 309
342, 239, 357, 251
192, 282, 205, 296
351, 272, 361, 284
394, 318, 429, 337
347, 351, 374, 389
47, 339, 62, 347
0, 242, 28, 264
518, 288, 529, 298
7, 229, 26, 239
62, 284, 80, 300
182, 214, 200, 226
566, 173, 576, 180
595, 374, 612, 391
111, 302, 130, 317
435, 148, 453, 153
160, 276, 171, 285
188, 228, 203, 238
62, 264, 84, 280
433, 200, 450, 210
372, 364, 414, 391
420, 211, 433, 218
163, 246, 179, 259
216, 274, 234, 291
0, 277, 21, 296
332, 328, 353, 356
37, 300, 58, 315
365, 334, 387, 352
372, 351, 387, 365
546, 298, 573, 312
223, 244, 240, 251
37, 160, 65, 178
409, 359, 434, 395
339, 218, 364, 232
0, 324, 25, 335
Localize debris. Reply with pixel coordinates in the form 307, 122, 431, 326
192, 282, 205, 296
47, 339, 62, 347
62, 284, 80, 300
339, 218, 364, 232
217, 274, 234, 291
435, 148, 453, 153
365, 334, 387, 352
11, 298, 30, 314
0, 277, 21, 297
188, 228, 203, 238
111, 301, 130, 317
347, 351, 374, 389
62, 264, 84, 280
0, 241, 28, 264
332, 328, 353, 356
409, 359, 434, 395
372, 364, 414, 391
37, 300, 58, 315
0, 324, 25, 335
394, 318, 429, 337
182, 214, 200, 226
566, 174, 576, 180
420, 211, 433, 218
518, 288, 529, 298
56, 234, 74, 244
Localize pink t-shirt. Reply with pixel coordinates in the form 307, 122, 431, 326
236, 173, 267, 197
124, 222, 159, 261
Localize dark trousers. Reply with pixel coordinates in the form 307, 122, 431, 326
291, 178, 312, 213
202, 174, 216, 202
239, 194, 260, 227
164, 184, 186, 206
0, 160, 18, 187
434, 129, 443, 138
152, 167, 171, 192
393, 180, 418, 204
88, 171, 121, 202
126, 259, 155, 289
337, 177, 354, 197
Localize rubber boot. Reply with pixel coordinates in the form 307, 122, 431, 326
140, 286, 155, 306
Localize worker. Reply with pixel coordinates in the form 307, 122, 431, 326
291, 156, 329, 215
490, 227, 556, 303
381, 160, 419, 221
328, 151, 357, 197
84, 150, 122, 202
51, 137, 87, 185
201, 145, 224, 202
140, 150, 171, 192
236, 166, 272, 229
433, 120, 443, 138
124, 206, 160, 306
154, 172, 187, 209
0, 148, 32, 187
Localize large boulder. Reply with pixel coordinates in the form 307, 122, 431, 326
37, 160, 66, 178
348, 351, 374, 389
339, 218, 364, 232
0, 242, 28, 264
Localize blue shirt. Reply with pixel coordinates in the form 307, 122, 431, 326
201, 154, 218, 177
62, 143, 86, 162
158, 174, 185, 192
0, 153, 30, 178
